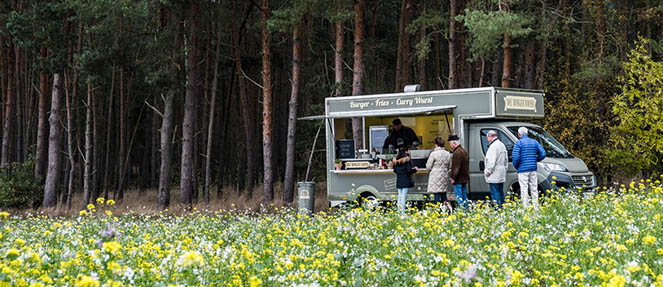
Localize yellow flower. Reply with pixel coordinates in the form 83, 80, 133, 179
606, 274, 626, 287
96, 198, 105, 205
0, 211, 9, 218
6, 248, 20, 258
105, 210, 112, 217
79, 210, 88, 216
106, 200, 116, 206
510, 270, 524, 284
657, 248, 663, 256
75, 275, 100, 287
102, 241, 122, 256
14, 238, 25, 246
643, 235, 656, 245
87, 204, 95, 210
248, 276, 263, 287
181, 251, 204, 267
107, 261, 123, 274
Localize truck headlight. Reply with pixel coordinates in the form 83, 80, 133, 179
541, 163, 567, 172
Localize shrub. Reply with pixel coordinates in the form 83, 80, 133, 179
0, 158, 41, 209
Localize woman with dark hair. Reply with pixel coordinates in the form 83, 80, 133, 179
426, 136, 452, 209
392, 147, 417, 213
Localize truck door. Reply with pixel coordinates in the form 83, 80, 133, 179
469, 125, 490, 194
469, 126, 516, 195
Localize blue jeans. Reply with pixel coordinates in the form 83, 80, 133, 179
453, 184, 468, 211
433, 193, 447, 205
489, 183, 505, 209
397, 188, 408, 213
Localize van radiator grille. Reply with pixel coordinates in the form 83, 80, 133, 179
571, 175, 593, 186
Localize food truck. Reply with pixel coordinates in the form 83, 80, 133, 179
302, 87, 596, 207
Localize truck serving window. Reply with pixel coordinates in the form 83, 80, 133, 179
480, 129, 514, 161
507, 126, 573, 158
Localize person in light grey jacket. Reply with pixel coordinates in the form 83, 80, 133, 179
484, 130, 508, 208
426, 136, 452, 206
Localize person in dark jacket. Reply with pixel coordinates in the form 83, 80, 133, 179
392, 147, 417, 213
448, 135, 470, 211
512, 126, 546, 209
384, 118, 419, 150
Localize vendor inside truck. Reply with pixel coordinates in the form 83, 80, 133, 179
382, 118, 420, 151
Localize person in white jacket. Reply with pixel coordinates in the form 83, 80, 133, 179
484, 130, 508, 208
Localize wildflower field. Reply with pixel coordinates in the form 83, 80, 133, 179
1, 181, 663, 287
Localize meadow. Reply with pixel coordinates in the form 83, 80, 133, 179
1, 179, 663, 287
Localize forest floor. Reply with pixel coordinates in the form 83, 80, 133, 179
27, 182, 330, 217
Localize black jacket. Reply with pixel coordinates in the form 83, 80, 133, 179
384, 126, 419, 149
393, 157, 416, 188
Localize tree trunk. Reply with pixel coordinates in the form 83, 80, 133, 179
181, 0, 200, 208
65, 83, 76, 210
158, 92, 175, 210
192, 94, 199, 203
400, 0, 412, 89
284, 24, 302, 203
434, 24, 442, 90
0, 35, 5, 126
65, 22, 83, 210
35, 46, 49, 182
151, 98, 159, 188
42, 73, 63, 208
448, 0, 457, 89
501, 33, 512, 88
524, 42, 536, 89
492, 51, 501, 86
417, 19, 426, 89
15, 45, 24, 163
2, 39, 14, 169
351, 0, 365, 150
233, 2, 256, 194
394, 0, 405, 92
92, 81, 101, 200
232, 0, 255, 197
370, 0, 380, 90
261, 0, 274, 202
204, 28, 221, 206
500, 1, 512, 88
83, 81, 93, 205
334, 16, 343, 97
103, 67, 115, 199
335, 7, 352, 139
114, 68, 125, 201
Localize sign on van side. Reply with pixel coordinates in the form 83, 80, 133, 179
348, 96, 434, 110
504, 96, 537, 112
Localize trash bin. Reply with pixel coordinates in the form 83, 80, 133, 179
297, 182, 316, 215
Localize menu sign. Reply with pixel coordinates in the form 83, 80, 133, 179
347, 96, 435, 110
336, 139, 355, 159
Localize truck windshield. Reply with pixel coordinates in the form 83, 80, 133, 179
507, 126, 573, 158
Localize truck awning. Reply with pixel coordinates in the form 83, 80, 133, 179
298, 105, 456, 120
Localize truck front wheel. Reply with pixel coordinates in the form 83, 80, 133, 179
358, 193, 379, 210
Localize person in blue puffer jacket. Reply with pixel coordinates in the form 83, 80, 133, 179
512, 127, 546, 209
